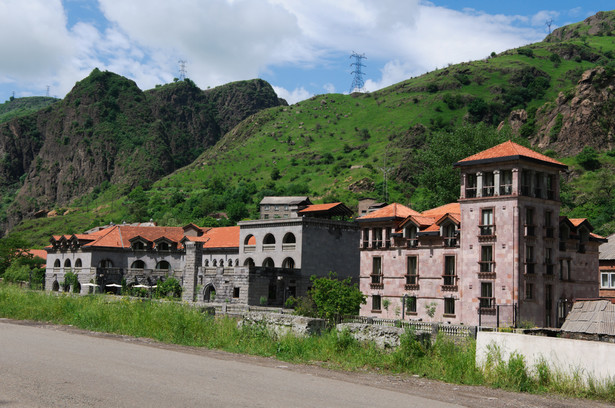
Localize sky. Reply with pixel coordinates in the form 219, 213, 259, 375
0, 1, 613, 105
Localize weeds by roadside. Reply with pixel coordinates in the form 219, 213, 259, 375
0, 284, 613, 403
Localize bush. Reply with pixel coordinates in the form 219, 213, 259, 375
577, 146, 601, 171
307, 272, 366, 323
3, 263, 29, 283
155, 277, 182, 298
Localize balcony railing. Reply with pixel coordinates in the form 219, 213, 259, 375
442, 274, 457, 286
282, 243, 296, 251
444, 237, 458, 247
479, 261, 494, 273
483, 186, 495, 197
500, 184, 512, 195
362, 240, 369, 249
466, 188, 477, 198
244, 245, 256, 253
262, 244, 276, 251
479, 225, 494, 236
370, 274, 382, 284
405, 283, 420, 291
407, 239, 418, 248
479, 297, 495, 309
405, 275, 418, 286
373, 240, 383, 248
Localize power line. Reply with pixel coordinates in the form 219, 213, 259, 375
546, 18, 554, 34
349, 51, 367, 93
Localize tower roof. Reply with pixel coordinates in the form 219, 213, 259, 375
454, 140, 566, 169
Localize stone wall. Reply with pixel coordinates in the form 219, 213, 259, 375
336, 323, 406, 349
239, 312, 325, 337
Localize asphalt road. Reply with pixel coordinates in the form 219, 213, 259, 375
0, 320, 460, 408
1, 319, 611, 408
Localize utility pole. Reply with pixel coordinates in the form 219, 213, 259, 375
349, 52, 367, 93
546, 18, 553, 34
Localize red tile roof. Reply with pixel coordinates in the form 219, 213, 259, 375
27, 249, 47, 260
421, 202, 460, 217
569, 218, 588, 227
201, 226, 240, 248
298, 203, 341, 213
83, 225, 186, 249
358, 203, 420, 220
455, 140, 565, 167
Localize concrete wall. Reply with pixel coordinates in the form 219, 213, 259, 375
476, 331, 615, 383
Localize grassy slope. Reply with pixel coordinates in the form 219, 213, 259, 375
9, 14, 615, 246
0, 96, 59, 123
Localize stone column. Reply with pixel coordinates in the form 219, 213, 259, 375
476, 172, 483, 198
494, 170, 501, 196
460, 173, 466, 199
182, 241, 202, 302
512, 168, 519, 195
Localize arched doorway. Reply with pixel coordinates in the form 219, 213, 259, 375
156, 260, 170, 271
263, 258, 274, 268
52, 281, 59, 292
282, 257, 295, 270
203, 285, 216, 302
244, 258, 255, 267
131, 260, 146, 269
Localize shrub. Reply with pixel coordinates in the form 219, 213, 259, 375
577, 146, 601, 171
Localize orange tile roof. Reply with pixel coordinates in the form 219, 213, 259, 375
569, 218, 587, 227
201, 226, 240, 248
404, 215, 436, 228
421, 202, 460, 217
27, 249, 47, 260
423, 224, 441, 232
358, 203, 420, 220
455, 140, 565, 167
435, 213, 461, 225
298, 203, 341, 213
84, 225, 186, 249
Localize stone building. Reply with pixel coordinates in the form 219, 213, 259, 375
358, 141, 604, 328
45, 199, 360, 306
598, 233, 615, 298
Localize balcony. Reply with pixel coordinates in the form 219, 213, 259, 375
500, 184, 512, 195
482, 186, 495, 197
373, 240, 383, 249
479, 261, 494, 273
262, 244, 276, 252
444, 237, 458, 247
466, 188, 477, 198
404, 283, 420, 291
282, 243, 296, 251
244, 245, 256, 253
407, 239, 418, 248
479, 225, 494, 236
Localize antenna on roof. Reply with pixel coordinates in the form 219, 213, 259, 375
178, 60, 187, 81
349, 51, 367, 93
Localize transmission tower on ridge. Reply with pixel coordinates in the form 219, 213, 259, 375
178, 60, 187, 81
349, 51, 367, 93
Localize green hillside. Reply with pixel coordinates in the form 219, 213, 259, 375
7, 10, 615, 247
0, 96, 59, 122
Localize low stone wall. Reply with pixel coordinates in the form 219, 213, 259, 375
336, 323, 406, 349
239, 312, 325, 337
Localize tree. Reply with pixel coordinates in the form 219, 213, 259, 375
307, 272, 366, 323
126, 186, 149, 221
0, 236, 31, 277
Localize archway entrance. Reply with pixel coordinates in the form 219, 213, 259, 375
203, 285, 217, 302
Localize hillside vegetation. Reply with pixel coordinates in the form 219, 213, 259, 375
5, 10, 615, 246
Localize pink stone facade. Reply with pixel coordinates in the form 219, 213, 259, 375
358, 144, 603, 328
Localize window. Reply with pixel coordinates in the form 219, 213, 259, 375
545, 248, 554, 274
282, 257, 295, 269
362, 229, 369, 248
443, 223, 457, 247
372, 295, 381, 311
156, 261, 170, 270
371, 257, 382, 284
480, 282, 494, 308
500, 170, 513, 195
263, 258, 274, 268
54, 259, 61, 268
275, 205, 280, 211
534, 172, 543, 198
406, 296, 417, 313
480, 245, 494, 273
64, 259, 71, 268
406, 256, 418, 285
483, 172, 494, 197
601, 272, 615, 288
133, 241, 145, 250
263, 234, 276, 245
466, 173, 477, 198
406, 225, 418, 247
559, 259, 564, 279
158, 242, 170, 251
444, 298, 455, 315
480, 208, 494, 236
525, 208, 535, 236
373, 228, 383, 248
131, 260, 145, 269
263, 205, 270, 211
525, 282, 534, 300
545, 210, 554, 238
233, 287, 240, 298
547, 174, 556, 200
525, 245, 534, 274
443, 256, 456, 286
521, 170, 531, 196
567, 259, 572, 280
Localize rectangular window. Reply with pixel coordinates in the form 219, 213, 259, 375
534, 172, 543, 198
466, 173, 477, 198
372, 295, 381, 311
521, 171, 531, 196
371, 257, 382, 284
559, 259, 565, 280
480, 282, 494, 308
545, 248, 554, 274
480, 245, 494, 273
525, 245, 534, 274
480, 208, 494, 236
406, 256, 418, 285
443, 256, 456, 286
545, 210, 554, 238
525, 208, 535, 236
275, 205, 279, 211
567, 260, 572, 280
373, 228, 383, 248
525, 282, 533, 300
500, 170, 513, 195
406, 225, 418, 247
444, 298, 455, 315
406, 296, 417, 313
362, 229, 369, 248
483, 172, 494, 197
233, 287, 240, 298
547, 174, 556, 200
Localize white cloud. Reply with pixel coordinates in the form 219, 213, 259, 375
323, 83, 335, 93
531, 10, 560, 27
272, 85, 311, 104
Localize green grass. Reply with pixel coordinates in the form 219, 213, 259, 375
0, 284, 614, 402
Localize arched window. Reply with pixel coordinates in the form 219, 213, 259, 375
157, 242, 170, 251
156, 260, 170, 270
244, 258, 255, 267
220, 259, 224, 267
64, 259, 71, 268
282, 257, 295, 269
263, 234, 276, 245
235, 259, 239, 266
204, 260, 209, 267
213, 259, 217, 267
263, 258, 274, 268
75, 258, 82, 268
54, 259, 61, 268
282, 233, 296, 243
244, 235, 256, 245
131, 260, 145, 269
